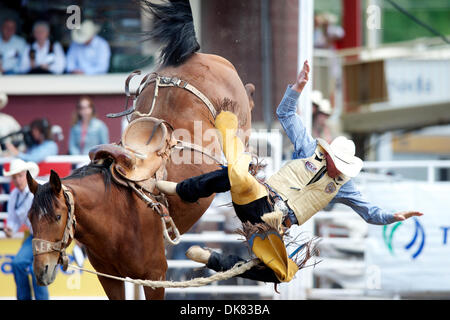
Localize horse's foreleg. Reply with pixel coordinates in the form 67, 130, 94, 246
97, 275, 125, 300
143, 286, 165, 300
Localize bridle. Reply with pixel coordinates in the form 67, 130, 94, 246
32, 185, 76, 271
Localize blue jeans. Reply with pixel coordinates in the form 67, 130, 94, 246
11, 235, 49, 300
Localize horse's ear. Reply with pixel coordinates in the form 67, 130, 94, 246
244, 83, 255, 110
49, 170, 62, 195
26, 171, 39, 194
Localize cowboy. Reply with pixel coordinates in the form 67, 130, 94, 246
3, 159, 49, 300
66, 20, 111, 75
156, 60, 423, 284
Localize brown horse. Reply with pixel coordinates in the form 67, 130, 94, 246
27, 0, 255, 299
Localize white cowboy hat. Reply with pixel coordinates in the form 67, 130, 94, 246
71, 20, 100, 44
318, 98, 332, 115
317, 136, 363, 178
0, 93, 8, 110
3, 159, 39, 178
311, 90, 323, 106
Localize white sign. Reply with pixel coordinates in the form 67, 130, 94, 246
384, 59, 450, 108
365, 182, 450, 292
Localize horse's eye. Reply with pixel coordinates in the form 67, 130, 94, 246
57, 215, 62, 221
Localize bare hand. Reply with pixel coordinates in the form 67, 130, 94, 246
292, 60, 310, 93
4, 226, 13, 238
5, 142, 19, 156
393, 211, 424, 222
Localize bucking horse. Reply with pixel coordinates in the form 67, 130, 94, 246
26, 0, 256, 299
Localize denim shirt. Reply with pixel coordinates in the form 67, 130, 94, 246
69, 118, 109, 155
275, 86, 396, 225
66, 36, 111, 75
18, 140, 58, 164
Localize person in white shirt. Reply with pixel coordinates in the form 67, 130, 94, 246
0, 18, 27, 74
0, 93, 22, 157
66, 20, 111, 75
313, 12, 345, 50
3, 159, 49, 300
19, 21, 65, 74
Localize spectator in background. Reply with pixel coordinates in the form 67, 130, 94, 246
66, 20, 111, 75
313, 12, 345, 49
313, 12, 344, 117
311, 90, 333, 142
5, 118, 58, 163
0, 93, 21, 196
0, 18, 26, 74
0, 93, 22, 157
3, 159, 49, 300
69, 96, 109, 155
19, 21, 65, 74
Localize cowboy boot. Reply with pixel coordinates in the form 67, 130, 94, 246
155, 180, 178, 195
185, 245, 212, 264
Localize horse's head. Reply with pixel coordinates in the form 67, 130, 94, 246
27, 170, 75, 286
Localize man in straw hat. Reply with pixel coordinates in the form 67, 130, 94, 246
156, 60, 423, 284
3, 159, 49, 300
66, 20, 110, 75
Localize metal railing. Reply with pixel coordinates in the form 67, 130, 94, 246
363, 160, 450, 183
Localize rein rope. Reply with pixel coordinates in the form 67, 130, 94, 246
56, 183, 261, 289
67, 258, 260, 289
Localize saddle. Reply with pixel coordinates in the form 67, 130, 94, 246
88, 71, 227, 246
89, 117, 178, 192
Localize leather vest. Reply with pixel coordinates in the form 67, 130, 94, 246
267, 145, 350, 225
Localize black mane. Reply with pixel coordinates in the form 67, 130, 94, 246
140, 0, 200, 67
30, 161, 114, 221
66, 161, 113, 187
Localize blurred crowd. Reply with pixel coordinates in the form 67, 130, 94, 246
0, 18, 110, 75
0, 93, 109, 163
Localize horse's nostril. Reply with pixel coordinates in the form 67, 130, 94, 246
44, 264, 49, 273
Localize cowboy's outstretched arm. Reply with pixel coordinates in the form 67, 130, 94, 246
331, 180, 423, 224
276, 61, 316, 158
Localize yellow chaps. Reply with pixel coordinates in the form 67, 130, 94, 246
215, 111, 268, 205
215, 111, 298, 282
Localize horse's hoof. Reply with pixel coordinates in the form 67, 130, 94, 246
156, 180, 178, 195
186, 245, 211, 264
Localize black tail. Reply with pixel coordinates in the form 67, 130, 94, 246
141, 0, 200, 67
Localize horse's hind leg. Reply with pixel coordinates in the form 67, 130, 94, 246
143, 287, 165, 300
97, 276, 125, 300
